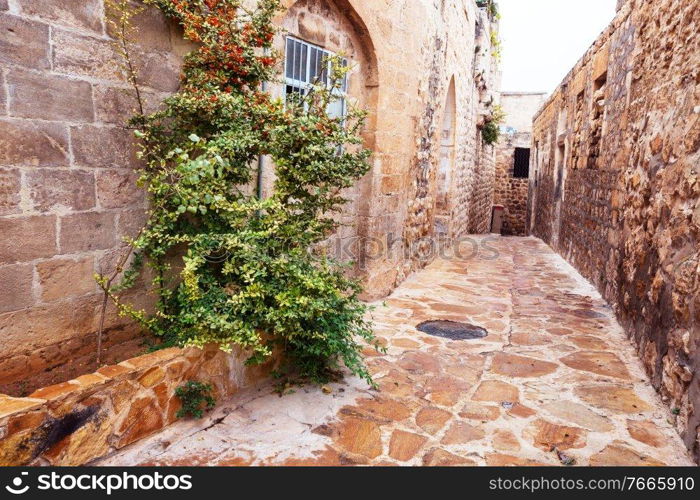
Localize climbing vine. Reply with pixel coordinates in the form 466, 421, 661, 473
98, 0, 382, 386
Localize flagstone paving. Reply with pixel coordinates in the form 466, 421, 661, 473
95, 236, 693, 466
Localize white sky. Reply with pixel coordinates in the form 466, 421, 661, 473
498, 0, 617, 93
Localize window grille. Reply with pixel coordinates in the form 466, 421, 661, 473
513, 147, 531, 178
284, 37, 348, 119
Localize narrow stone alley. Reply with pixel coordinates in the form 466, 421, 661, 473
96, 237, 693, 466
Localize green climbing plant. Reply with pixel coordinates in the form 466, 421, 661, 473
98, 0, 383, 387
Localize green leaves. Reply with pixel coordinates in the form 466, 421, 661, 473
482, 104, 506, 145
175, 381, 216, 419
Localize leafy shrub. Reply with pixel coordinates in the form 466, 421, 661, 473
481, 120, 499, 145
481, 104, 505, 146
99, 0, 383, 387
175, 381, 216, 418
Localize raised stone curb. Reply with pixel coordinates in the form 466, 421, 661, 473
0, 345, 272, 465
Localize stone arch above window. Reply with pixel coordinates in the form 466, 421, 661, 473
280, 0, 378, 87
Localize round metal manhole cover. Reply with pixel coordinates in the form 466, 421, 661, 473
416, 320, 488, 340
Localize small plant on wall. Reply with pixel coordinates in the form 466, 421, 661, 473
490, 28, 502, 62
97, 0, 383, 388
481, 104, 506, 146
175, 381, 216, 418
476, 0, 500, 20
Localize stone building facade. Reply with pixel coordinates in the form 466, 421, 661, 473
529, 0, 700, 459
0, 0, 500, 395
493, 92, 546, 235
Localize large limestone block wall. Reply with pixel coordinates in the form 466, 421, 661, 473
529, 0, 700, 460
0, 0, 179, 396
0, 0, 499, 396
493, 92, 546, 236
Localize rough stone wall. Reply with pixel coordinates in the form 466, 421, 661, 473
493, 92, 546, 235
530, 0, 700, 460
493, 134, 528, 235
0, 0, 499, 396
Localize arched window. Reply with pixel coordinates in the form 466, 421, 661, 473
437, 78, 456, 213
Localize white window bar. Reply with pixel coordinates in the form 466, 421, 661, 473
284, 37, 348, 119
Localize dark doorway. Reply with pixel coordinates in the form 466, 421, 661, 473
513, 147, 531, 178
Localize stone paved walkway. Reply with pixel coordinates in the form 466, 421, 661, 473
96, 236, 693, 466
